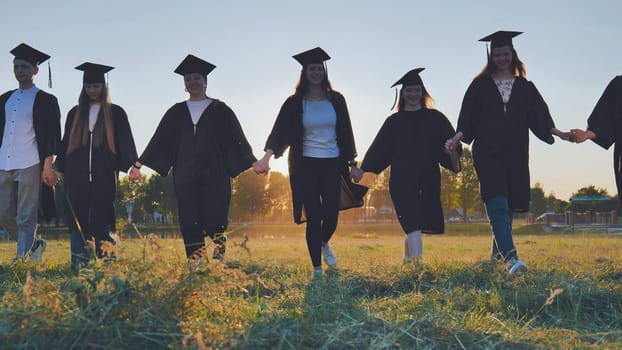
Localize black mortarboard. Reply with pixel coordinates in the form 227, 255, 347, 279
292, 47, 330, 66
10, 43, 50, 66
174, 54, 216, 77
391, 68, 425, 88
75, 62, 114, 84
478, 31, 522, 49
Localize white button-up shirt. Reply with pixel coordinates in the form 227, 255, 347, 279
0, 86, 40, 170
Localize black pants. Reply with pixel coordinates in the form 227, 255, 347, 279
300, 157, 341, 267
175, 174, 230, 258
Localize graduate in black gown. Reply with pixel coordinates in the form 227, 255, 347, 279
353, 68, 461, 263
445, 31, 571, 275
54, 62, 139, 269
253, 47, 362, 278
136, 55, 257, 262
571, 76, 622, 202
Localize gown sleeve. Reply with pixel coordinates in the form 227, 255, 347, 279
437, 111, 462, 173
221, 104, 257, 178
360, 116, 395, 174
139, 106, 179, 177
587, 76, 622, 150
264, 97, 294, 158
526, 81, 555, 144
456, 79, 480, 144
112, 105, 139, 173
53, 107, 77, 173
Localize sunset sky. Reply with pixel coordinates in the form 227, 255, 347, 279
1, 0, 620, 200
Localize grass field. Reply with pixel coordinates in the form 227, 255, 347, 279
1, 223, 621, 349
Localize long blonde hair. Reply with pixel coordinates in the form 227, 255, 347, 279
66, 85, 116, 156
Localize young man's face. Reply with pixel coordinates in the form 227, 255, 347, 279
13, 59, 38, 84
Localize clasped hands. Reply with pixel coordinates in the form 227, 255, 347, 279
252, 157, 365, 183
443, 128, 584, 154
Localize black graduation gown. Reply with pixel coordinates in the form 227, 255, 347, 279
55, 104, 138, 230
139, 99, 256, 233
0, 89, 61, 221
456, 75, 555, 212
585, 76, 622, 202
264, 91, 362, 224
361, 109, 461, 234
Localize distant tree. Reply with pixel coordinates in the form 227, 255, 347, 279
571, 185, 610, 198
116, 175, 147, 225
456, 147, 480, 222
568, 185, 614, 212
545, 192, 568, 213
230, 169, 267, 222
367, 169, 395, 221
440, 167, 459, 216
263, 171, 290, 222
142, 174, 177, 225
530, 182, 547, 216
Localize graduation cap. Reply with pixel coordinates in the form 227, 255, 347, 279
10, 43, 53, 88
10, 43, 50, 66
174, 54, 216, 77
391, 68, 425, 88
293, 47, 330, 66
75, 62, 114, 84
390, 68, 426, 110
478, 31, 522, 49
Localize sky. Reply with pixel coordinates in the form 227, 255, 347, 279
1, 0, 620, 200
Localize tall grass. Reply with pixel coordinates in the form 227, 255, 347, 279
1, 224, 621, 349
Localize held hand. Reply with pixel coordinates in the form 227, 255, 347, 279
252, 159, 270, 175
445, 138, 458, 154
42, 167, 57, 187
350, 166, 364, 183
558, 131, 574, 142
570, 129, 594, 144
129, 167, 142, 181
445, 132, 463, 154
551, 128, 573, 142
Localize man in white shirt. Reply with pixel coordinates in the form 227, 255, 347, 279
0, 43, 61, 264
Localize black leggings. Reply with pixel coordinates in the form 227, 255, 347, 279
300, 157, 341, 267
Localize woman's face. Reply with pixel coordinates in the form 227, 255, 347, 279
491, 45, 513, 72
184, 73, 207, 96
305, 64, 325, 86
403, 85, 423, 108
84, 83, 104, 101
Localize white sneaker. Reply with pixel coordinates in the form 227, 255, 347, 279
321, 242, 337, 267
507, 258, 527, 275
29, 239, 46, 262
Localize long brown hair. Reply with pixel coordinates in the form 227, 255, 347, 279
293, 64, 333, 98
395, 85, 435, 111
66, 85, 116, 156
476, 47, 526, 79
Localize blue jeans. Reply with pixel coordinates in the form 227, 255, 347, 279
70, 227, 93, 268
484, 196, 517, 262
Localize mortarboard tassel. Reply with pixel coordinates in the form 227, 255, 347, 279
48, 61, 52, 88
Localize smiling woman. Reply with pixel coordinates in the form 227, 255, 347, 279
136, 54, 257, 262
444, 31, 574, 275
253, 47, 365, 278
